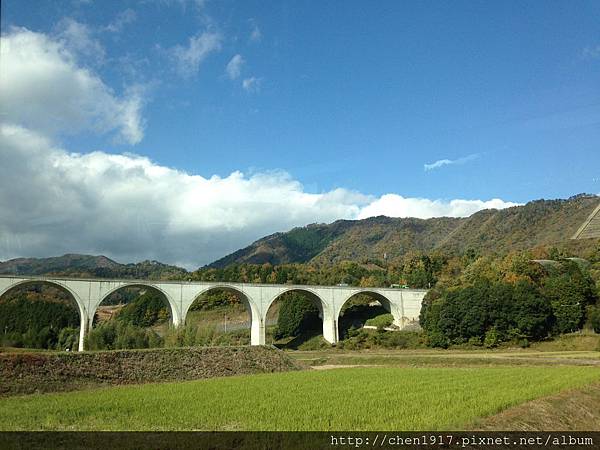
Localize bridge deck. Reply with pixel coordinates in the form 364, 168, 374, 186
0, 274, 426, 292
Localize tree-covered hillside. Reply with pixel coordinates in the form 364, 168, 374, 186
0, 254, 187, 280
210, 195, 600, 268
436, 196, 598, 255
1, 195, 598, 280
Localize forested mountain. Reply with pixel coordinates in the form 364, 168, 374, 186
0, 254, 187, 279
1, 195, 598, 277
435, 196, 599, 255
210, 195, 600, 267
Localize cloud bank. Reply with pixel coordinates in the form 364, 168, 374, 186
0, 27, 519, 268
0, 27, 144, 144
357, 194, 519, 220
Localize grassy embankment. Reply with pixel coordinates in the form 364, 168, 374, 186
1, 365, 599, 431
474, 381, 600, 430
0, 346, 300, 396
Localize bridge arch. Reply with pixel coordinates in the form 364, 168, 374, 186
0, 279, 86, 351
95, 283, 179, 326
0, 279, 86, 320
263, 287, 330, 347
264, 287, 329, 319
182, 284, 259, 325
336, 290, 398, 340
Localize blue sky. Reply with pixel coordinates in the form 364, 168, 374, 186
1, 0, 599, 267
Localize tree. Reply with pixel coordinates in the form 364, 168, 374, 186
588, 305, 600, 333
420, 280, 554, 347
117, 291, 169, 327
274, 292, 320, 339
543, 268, 592, 334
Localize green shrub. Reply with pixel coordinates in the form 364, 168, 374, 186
384, 332, 412, 349
543, 266, 597, 334
337, 329, 425, 350
55, 327, 79, 351
339, 329, 424, 350
518, 338, 530, 348
484, 327, 499, 348
0, 332, 24, 348
117, 292, 170, 327
427, 330, 449, 349
365, 313, 394, 329
163, 324, 250, 348
188, 291, 239, 311
467, 336, 482, 347
588, 305, 600, 333
275, 293, 320, 339
0, 294, 79, 349
86, 321, 163, 350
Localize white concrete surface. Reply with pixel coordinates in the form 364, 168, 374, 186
0, 275, 427, 351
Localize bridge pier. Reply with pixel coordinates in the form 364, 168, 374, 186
251, 318, 265, 346
322, 315, 338, 344
77, 317, 87, 352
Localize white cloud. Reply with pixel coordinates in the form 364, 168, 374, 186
0, 124, 367, 268
581, 45, 600, 60
156, 0, 207, 10
0, 27, 145, 144
357, 194, 520, 220
0, 27, 520, 269
55, 17, 105, 62
249, 20, 261, 43
242, 76, 261, 92
424, 153, 479, 171
169, 31, 222, 78
0, 124, 518, 268
225, 54, 244, 80
105, 9, 137, 33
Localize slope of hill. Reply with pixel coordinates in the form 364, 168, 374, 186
0, 254, 120, 275
0, 254, 187, 279
436, 196, 599, 255
209, 195, 600, 267
209, 221, 355, 267
1, 195, 598, 275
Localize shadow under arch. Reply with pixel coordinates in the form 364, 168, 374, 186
0, 279, 85, 325
94, 283, 176, 326
184, 285, 258, 326
0, 279, 84, 349
264, 287, 329, 348
337, 290, 394, 340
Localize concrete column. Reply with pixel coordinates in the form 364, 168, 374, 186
78, 316, 88, 352
172, 311, 182, 327
390, 305, 405, 328
322, 313, 337, 344
250, 318, 265, 345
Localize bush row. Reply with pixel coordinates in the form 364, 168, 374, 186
0, 346, 301, 396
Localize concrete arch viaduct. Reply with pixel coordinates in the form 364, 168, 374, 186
0, 275, 427, 351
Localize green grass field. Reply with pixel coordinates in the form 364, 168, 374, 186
2, 366, 599, 431
289, 348, 600, 368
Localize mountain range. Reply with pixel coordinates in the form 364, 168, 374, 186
1, 194, 598, 277
0, 254, 187, 279
209, 194, 600, 267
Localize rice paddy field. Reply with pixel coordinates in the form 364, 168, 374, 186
1, 365, 600, 431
